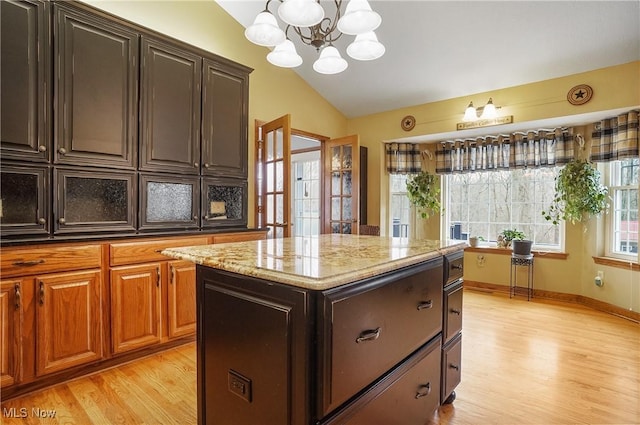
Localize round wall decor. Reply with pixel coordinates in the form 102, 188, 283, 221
401, 115, 416, 131
567, 84, 593, 106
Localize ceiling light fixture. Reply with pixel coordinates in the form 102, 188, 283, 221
245, 0, 385, 75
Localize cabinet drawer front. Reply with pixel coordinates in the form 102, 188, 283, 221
444, 251, 464, 285
1, 244, 101, 277
323, 338, 442, 425
109, 237, 208, 266
442, 334, 462, 404
321, 260, 443, 415
212, 231, 266, 244
443, 280, 463, 344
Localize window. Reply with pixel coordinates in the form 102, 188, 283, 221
444, 168, 562, 249
606, 158, 639, 258
389, 174, 412, 238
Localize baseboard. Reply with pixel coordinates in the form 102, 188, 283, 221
464, 280, 640, 323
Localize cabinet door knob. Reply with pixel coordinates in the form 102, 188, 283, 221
193, 215, 198, 220
194, 162, 199, 167
417, 300, 433, 310
58, 147, 67, 155
355, 327, 381, 343
38, 217, 46, 225
38, 145, 47, 152
415, 382, 431, 399
59, 218, 66, 224
204, 163, 210, 168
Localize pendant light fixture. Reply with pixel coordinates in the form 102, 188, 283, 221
245, 0, 384, 75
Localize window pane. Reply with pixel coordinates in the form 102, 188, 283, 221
446, 168, 560, 249
610, 159, 639, 255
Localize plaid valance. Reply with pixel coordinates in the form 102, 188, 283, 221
591, 110, 639, 162
385, 142, 421, 174
435, 128, 575, 174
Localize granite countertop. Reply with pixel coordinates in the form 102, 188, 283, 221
162, 234, 465, 290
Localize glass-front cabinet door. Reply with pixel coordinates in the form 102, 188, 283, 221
201, 177, 247, 229
54, 168, 135, 234
0, 164, 50, 238
325, 135, 360, 234
140, 174, 199, 231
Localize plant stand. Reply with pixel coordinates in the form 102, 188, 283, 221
510, 254, 534, 301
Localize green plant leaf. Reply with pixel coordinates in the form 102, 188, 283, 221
405, 171, 441, 219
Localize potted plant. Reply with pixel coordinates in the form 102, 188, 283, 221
406, 171, 441, 219
468, 236, 485, 247
542, 159, 609, 225
497, 228, 525, 248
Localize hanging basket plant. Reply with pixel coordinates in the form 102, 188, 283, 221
542, 159, 609, 225
406, 171, 441, 219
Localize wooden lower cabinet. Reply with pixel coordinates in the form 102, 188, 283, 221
1, 280, 22, 387
0, 230, 265, 398
110, 264, 162, 354
167, 260, 196, 339
36, 270, 103, 376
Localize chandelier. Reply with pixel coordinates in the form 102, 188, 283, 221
244, 0, 385, 75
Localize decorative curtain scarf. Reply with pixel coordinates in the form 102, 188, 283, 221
435, 128, 575, 174
590, 110, 639, 162
385, 142, 422, 174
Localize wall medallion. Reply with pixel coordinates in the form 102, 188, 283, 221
401, 115, 416, 131
567, 84, 593, 106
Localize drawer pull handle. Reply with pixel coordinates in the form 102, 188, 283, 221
450, 308, 461, 315
417, 300, 433, 310
13, 259, 45, 267
415, 382, 431, 399
449, 363, 460, 371
356, 327, 381, 343
451, 264, 463, 270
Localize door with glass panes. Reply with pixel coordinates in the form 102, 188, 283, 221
256, 116, 360, 237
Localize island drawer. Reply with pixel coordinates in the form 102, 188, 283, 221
443, 279, 463, 344
322, 337, 441, 425
0, 244, 101, 277
109, 237, 209, 266
444, 251, 464, 285
441, 333, 462, 404
318, 259, 443, 415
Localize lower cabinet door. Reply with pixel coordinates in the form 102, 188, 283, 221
323, 338, 442, 425
36, 270, 103, 376
110, 264, 162, 354
1, 280, 22, 387
441, 333, 462, 404
167, 260, 196, 339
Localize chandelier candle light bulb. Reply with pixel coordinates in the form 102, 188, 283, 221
245, 0, 385, 74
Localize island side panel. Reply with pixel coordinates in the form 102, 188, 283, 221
196, 265, 312, 425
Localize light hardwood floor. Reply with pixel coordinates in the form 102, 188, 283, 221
2, 289, 639, 425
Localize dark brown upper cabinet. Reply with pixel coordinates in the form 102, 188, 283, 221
201, 59, 250, 179
1, 0, 51, 163
53, 3, 139, 170
201, 177, 248, 229
140, 37, 202, 175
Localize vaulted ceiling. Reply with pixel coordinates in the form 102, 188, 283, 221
217, 1, 640, 119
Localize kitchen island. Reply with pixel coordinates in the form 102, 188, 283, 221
162, 234, 465, 425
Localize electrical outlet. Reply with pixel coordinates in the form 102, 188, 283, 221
597, 270, 604, 280
477, 254, 485, 267
595, 270, 604, 287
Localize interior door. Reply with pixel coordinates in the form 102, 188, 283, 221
257, 115, 291, 239
324, 135, 360, 234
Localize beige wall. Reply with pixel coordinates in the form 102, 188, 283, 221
347, 61, 639, 312
81, 1, 639, 312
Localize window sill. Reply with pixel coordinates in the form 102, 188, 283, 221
592, 256, 639, 271
465, 246, 568, 260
